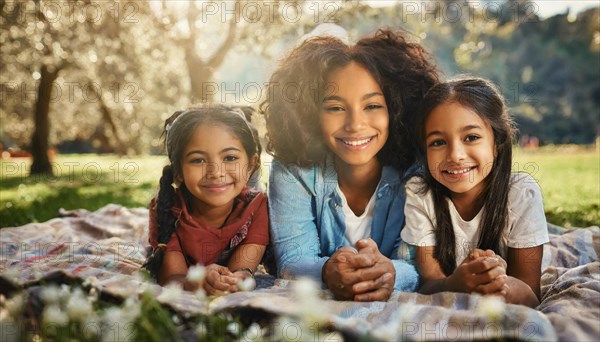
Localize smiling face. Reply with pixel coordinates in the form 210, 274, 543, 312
424, 101, 496, 201
319, 62, 389, 169
179, 123, 257, 215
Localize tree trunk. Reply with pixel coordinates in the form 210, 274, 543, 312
99, 94, 125, 155
30, 65, 59, 176
185, 53, 215, 103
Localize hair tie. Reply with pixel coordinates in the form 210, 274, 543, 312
157, 243, 167, 248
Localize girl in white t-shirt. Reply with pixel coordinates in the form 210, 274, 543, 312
401, 77, 549, 307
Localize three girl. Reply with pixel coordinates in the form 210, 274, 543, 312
144, 104, 269, 295
144, 31, 548, 307
401, 78, 549, 307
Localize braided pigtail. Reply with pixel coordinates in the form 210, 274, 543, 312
142, 165, 178, 279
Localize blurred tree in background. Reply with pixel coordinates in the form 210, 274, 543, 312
1, 0, 598, 177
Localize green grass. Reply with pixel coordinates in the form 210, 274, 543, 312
0, 155, 165, 227
513, 146, 599, 228
1, 148, 599, 228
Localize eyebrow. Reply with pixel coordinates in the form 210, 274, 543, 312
185, 147, 241, 157
322, 92, 384, 103
425, 125, 483, 139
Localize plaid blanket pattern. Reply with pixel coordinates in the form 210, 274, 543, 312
1, 205, 598, 341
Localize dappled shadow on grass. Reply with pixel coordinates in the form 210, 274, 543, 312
0, 178, 157, 227
546, 204, 600, 229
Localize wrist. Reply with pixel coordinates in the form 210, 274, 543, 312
232, 267, 254, 278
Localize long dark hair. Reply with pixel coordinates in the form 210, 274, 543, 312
415, 78, 515, 275
142, 104, 262, 279
260, 29, 439, 173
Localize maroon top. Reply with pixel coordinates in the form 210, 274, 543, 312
148, 188, 269, 266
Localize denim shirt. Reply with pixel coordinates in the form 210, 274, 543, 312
268, 156, 420, 292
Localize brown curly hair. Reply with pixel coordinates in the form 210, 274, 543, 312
260, 29, 440, 172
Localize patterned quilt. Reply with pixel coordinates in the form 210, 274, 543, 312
1, 204, 598, 341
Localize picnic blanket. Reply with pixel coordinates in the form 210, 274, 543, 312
1, 204, 598, 341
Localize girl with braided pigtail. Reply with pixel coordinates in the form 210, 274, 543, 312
143, 104, 268, 295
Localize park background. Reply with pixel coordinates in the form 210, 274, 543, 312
1, 0, 599, 229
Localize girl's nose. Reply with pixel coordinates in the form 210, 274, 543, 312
205, 163, 224, 180
447, 142, 466, 162
344, 109, 366, 132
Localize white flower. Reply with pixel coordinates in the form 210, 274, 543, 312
2, 269, 19, 285
195, 288, 207, 302
81, 313, 101, 340
122, 297, 141, 320
66, 288, 93, 321
237, 277, 256, 292
292, 278, 329, 327
5, 293, 25, 319
477, 295, 506, 321
292, 278, 319, 299
43, 305, 69, 326
157, 283, 183, 302
227, 322, 240, 336
58, 284, 71, 304
40, 285, 60, 305
101, 307, 135, 342
102, 307, 124, 327
186, 265, 206, 283
238, 323, 264, 342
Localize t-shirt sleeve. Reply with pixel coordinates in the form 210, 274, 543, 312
506, 173, 550, 248
241, 195, 270, 246
400, 177, 437, 246
165, 230, 183, 253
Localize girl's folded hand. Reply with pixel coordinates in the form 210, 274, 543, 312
446, 256, 506, 293
203, 264, 239, 295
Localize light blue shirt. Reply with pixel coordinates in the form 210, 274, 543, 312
268, 156, 420, 292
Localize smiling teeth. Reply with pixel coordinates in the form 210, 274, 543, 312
343, 137, 372, 146
447, 168, 472, 175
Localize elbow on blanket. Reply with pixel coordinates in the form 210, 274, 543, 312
393, 259, 421, 292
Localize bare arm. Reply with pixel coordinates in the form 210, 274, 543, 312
157, 250, 195, 291
504, 246, 543, 307
227, 243, 266, 280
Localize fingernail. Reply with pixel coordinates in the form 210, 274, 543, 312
338, 256, 347, 263
383, 273, 392, 281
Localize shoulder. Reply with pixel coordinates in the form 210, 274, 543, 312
405, 175, 429, 196
269, 157, 332, 195
270, 158, 316, 181
239, 188, 267, 207
508, 173, 543, 205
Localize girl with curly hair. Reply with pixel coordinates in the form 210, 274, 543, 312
261, 29, 439, 301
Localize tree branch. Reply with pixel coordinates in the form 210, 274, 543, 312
207, 1, 239, 69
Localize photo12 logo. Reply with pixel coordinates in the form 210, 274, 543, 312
12, 1, 140, 24
1, 81, 143, 104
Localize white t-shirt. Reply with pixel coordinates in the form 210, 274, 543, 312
336, 184, 376, 245
400, 173, 549, 266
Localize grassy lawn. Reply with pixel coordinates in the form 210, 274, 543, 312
1, 147, 598, 228
0, 155, 165, 227
513, 146, 599, 228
